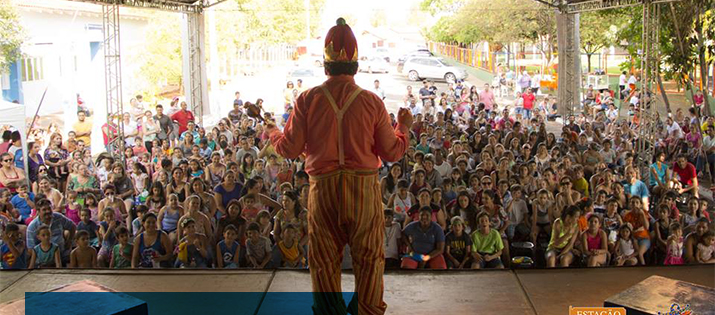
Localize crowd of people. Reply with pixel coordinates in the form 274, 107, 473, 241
0, 70, 714, 270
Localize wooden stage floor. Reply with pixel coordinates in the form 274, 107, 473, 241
1, 265, 713, 314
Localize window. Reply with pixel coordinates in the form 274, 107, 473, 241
21, 57, 44, 82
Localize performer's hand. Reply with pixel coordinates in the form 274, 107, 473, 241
265, 121, 278, 133
397, 108, 413, 128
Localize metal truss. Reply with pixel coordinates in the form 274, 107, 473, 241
563, 0, 676, 14
635, 1, 660, 176
66, 0, 228, 13
102, 4, 125, 161
69, 0, 202, 13
556, 12, 581, 118
185, 12, 205, 125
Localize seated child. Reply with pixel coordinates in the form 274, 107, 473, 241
216, 224, 240, 268
1, 223, 27, 269
175, 218, 210, 268
383, 209, 402, 269
664, 223, 684, 265
530, 189, 553, 243
131, 205, 149, 237
247, 222, 272, 269
471, 211, 504, 269
98, 208, 121, 267
580, 214, 608, 267
29, 225, 61, 268
76, 208, 100, 248
10, 184, 35, 224
614, 224, 639, 266
505, 185, 530, 241
255, 210, 272, 239
69, 230, 98, 268
110, 226, 133, 269
696, 231, 715, 264
273, 223, 304, 268
445, 216, 472, 269
240, 194, 260, 223
64, 190, 81, 224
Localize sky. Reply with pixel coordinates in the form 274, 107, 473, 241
319, 0, 428, 30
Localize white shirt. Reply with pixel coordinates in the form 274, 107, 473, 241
434, 161, 452, 178
619, 74, 627, 86
667, 121, 683, 139
628, 75, 637, 85
530, 74, 541, 88
410, 104, 423, 116
372, 87, 386, 100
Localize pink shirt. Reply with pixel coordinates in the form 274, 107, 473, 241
270, 75, 409, 176
481, 90, 495, 110
522, 93, 535, 110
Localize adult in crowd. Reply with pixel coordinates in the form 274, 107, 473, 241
26, 199, 76, 264
401, 207, 447, 270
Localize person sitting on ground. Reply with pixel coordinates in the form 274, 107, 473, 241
445, 216, 472, 269
545, 205, 581, 268
470, 211, 504, 269
383, 209, 402, 269
580, 214, 608, 267
401, 207, 446, 269
69, 230, 97, 268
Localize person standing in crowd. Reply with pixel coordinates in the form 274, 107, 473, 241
481, 83, 496, 114
154, 104, 173, 145
372, 79, 386, 101
619, 71, 627, 99
521, 88, 535, 119
233, 91, 243, 107
171, 101, 195, 135
73, 111, 92, 145
267, 18, 411, 315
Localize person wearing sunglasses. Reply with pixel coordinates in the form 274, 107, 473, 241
0, 152, 25, 194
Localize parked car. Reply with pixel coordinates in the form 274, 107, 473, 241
358, 56, 390, 73
401, 57, 468, 83
397, 49, 434, 72
372, 47, 395, 63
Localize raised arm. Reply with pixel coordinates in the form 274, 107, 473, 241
374, 106, 411, 163
268, 94, 309, 159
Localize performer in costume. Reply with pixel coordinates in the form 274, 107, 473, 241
266, 18, 412, 315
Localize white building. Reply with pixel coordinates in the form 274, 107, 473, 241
1, 0, 152, 150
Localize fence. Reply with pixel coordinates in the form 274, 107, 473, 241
219, 44, 296, 77
429, 42, 495, 72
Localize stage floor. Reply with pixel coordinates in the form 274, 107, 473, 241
1, 265, 713, 314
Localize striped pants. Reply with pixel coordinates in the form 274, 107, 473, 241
308, 169, 387, 315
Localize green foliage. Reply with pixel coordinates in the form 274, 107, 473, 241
580, 11, 620, 72
0, 0, 25, 70
133, 12, 183, 98
423, 0, 556, 57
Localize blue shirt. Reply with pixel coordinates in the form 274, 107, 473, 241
11, 192, 35, 221
624, 180, 649, 199
1, 240, 27, 269
402, 221, 445, 255
26, 213, 76, 259
650, 162, 667, 186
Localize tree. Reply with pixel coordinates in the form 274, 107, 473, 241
0, 0, 24, 70
132, 12, 183, 98
579, 11, 618, 73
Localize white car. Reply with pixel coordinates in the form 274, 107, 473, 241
358, 56, 390, 73
402, 57, 468, 83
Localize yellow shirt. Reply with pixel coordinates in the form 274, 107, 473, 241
73, 120, 92, 144
278, 240, 300, 262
